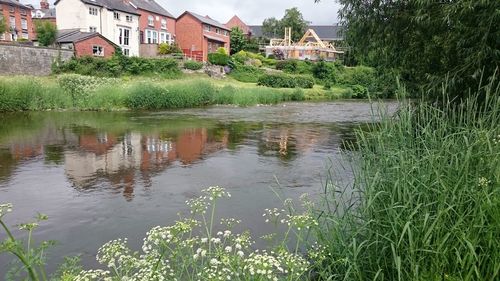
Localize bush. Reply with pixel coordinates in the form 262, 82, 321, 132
208, 53, 231, 66
229, 65, 265, 83
257, 73, 314, 89
158, 43, 182, 55
232, 50, 247, 64
339, 66, 376, 91
57, 74, 117, 106
349, 84, 369, 99
312, 60, 337, 81
275, 59, 312, 74
184, 60, 203, 71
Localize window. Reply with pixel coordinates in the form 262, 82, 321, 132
223, 30, 228, 36
204, 25, 211, 32
0, 4, 3, 11
146, 29, 158, 44
20, 9, 26, 15
22, 32, 28, 39
9, 17, 15, 29
92, 45, 104, 56
126, 15, 133, 22
215, 28, 220, 34
159, 32, 173, 44
9, 5, 14, 13
114, 12, 120, 20
123, 48, 130, 56
89, 7, 98, 16
148, 15, 154, 26
161, 19, 167, 29
89, 26, 97, 32
118, 27, 130, 46
21, 19, 27, 30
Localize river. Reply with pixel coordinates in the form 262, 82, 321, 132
0, 101, 396, 276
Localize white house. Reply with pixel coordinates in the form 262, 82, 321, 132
54, 0, 140, 56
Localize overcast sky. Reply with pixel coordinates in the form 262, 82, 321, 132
26, 0, 341, 25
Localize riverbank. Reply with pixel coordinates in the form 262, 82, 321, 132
0, 73, 352, 112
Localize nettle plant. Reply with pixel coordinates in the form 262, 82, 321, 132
1, 187, 326, 281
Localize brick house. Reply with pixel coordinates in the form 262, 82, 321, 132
31, 0, 56, 25
57, 28, 118, 58
0, 0, 34, 41
129, 0, 175, 57
176, 11, 230, 62
225, 15, 251, 37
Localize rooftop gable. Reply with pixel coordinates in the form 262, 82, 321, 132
0, 0, 32, 10
54, 0, 140, 15
178, 11, 230, 31
130, 0, 174, 18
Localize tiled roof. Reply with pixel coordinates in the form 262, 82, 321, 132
180, 11, 230, 31
130, 0, 174, 18
0, 0, 32, 9
32, 8, 56, 19
248, 25, 345, 40
56, 29, 117, 46
81, 0, 139, 15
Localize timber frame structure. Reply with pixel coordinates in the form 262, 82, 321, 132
265, 28, 343, 61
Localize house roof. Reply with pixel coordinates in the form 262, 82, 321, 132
226, 15, 251, 34
54, 0, 140, 15
0, 0, 32, 9
130, 0, 174, 18
248, 25, 345, 40
204, 34, 226, 43
56, 29, 118, 47
32, 8, 56, 19
179, 11, 230, 31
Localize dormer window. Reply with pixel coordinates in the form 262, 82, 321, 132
161, 19, 167, 29
148, 15, 154, 26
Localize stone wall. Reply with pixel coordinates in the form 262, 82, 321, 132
0, 43, 74, 76
139, 44, 159, 58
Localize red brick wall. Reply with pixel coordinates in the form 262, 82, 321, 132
0, 3, 34, 41
176, 13, 230, 61
137, 9, 176, 44
226, 16, 250, 35
74, 36, 116, 58
176, 14, 203, 57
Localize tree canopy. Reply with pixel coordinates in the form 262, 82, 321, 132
262, 8, 308, 41
321, 0, 500, 98
230, 27, 247, 55
35, 20, 57, 46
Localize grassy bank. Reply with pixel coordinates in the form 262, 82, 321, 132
314, 83, 500, 280
0, 74, 349, 112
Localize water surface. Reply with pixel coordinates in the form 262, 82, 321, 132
0, 101, 396, 275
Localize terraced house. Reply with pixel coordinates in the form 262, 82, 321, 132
176, 11, 230, 61
0, 0, 34, 41
54, 0, 140, 56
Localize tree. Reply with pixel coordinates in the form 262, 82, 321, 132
262, 17, 281, 38
35, 20, 57, 46
0, 17, 7, 35
280, 8, 308, 41
317, 0, 500, 98
230, 27, 247, 55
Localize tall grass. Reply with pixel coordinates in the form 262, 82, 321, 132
314, 80, 500, 280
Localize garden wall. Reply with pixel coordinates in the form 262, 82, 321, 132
0, 44, 74, 76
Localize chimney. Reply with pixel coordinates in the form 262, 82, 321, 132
40, 0, 49, 9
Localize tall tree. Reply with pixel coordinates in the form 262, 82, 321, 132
230, 27, 247, 54
279, 7, 308, 41
35, 20, 57, 46
262, 17, 281, 38
318, 0, 500, 98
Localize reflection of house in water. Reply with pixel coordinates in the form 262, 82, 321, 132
64, 128, 228, 200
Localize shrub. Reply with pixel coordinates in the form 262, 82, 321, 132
339, 66, 377, 91
184, 60, 203, 71
349, 84, 369, 98
312, 60, 337, 81
248, 58, 262, 67
57, 74, 117, 107
257, 73, 314, 89
158, 43, 182, 55
275, 59, 312, 74
216, 47, 228, 55
232, 50, 247, 64
208, 53, 231, 66
289, 88, 305, 101
229, 65, 264, 83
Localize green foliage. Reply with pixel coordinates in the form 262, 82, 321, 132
349, 84, 368, 98
314, 82, 500, 280
230, 27, 247, 55
258, 73, 314, 88
208, 53, 230, 66
275, 59, 312, 74
54, 55, 181, 77
228, 65, 265, 83
216, 47, 228, 55
157, 43, 182, 55
183, 60, 203, 71
331, 0, 500, 98
0, 17, 7, 34
57, 74, 118, 107
34, 20, 57, 46
312, 60, 337, 82
262, 8, 308, 41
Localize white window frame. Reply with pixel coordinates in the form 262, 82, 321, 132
161, 19, 167, 29
21, 18, 27, 30
89, 26, 97, 32
89, 7, 98, 16
118, 27, 130, 46
146, 29, 158, 44
147, 15, 154, 26
126, 15, 133, 22
9, 16, 15, 29
123, 48, 130, 56
114, 12, 120, 20
92, 45, 104, 56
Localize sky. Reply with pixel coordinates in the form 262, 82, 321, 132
26, 0, 341, 25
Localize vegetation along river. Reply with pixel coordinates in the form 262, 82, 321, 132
0, 101, 396, 274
